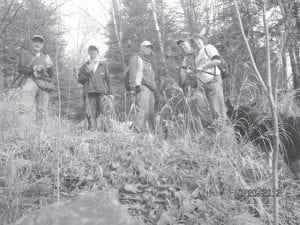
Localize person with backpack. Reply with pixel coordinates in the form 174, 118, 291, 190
17, 34, 54, 125
127, 40, 158, 132
78, 45, 112, 132
190, 34, 227, 126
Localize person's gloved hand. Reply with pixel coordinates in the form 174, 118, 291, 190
135, 85, 142, 93
154, 91, 160, 109
186, 66, 193, 74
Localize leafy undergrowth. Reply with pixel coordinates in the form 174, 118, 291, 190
0, 92, 299, 225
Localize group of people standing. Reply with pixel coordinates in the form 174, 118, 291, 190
16, 33, 227, 134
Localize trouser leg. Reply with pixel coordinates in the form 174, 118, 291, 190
135, 85, 152, 132
97, 94, 109, 132
205, 77, 227, 122
85, 93, 98, 131
18, 78, 39, 124
36, 89, 50, 123
146, 88, 155, 131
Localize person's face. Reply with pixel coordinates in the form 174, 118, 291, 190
32, 40, 44, 52
141, 45, 152, 56
192, 38, 204, 50
88, 49, 98, 60
179, 41, 191, 53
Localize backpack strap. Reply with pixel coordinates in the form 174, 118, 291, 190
203, 45, 216, 75
204, 46, 210, 59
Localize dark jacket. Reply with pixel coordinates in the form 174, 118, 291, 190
78, 61, 112, 95
18, 49, 54, 81
178, 53, 198, 94
128, 54, 157, 92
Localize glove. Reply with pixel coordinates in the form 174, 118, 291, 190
186, 66, 193, 74
135, 85, 142, 93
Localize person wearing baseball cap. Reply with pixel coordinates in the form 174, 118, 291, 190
126, 40, 157, 132
17, 34, 54, 125
176, 37, 206, 133
177, 38, 198, 94
77, 44, 112, 132
140, 40, 153, 48
31, 34, 45, 43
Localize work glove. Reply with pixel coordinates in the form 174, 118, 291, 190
135, 85, 142, 93
154, 91, 160, 109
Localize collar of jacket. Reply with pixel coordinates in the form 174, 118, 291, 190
86, 60, 105, 65
30, 50, 42, 57
139, 53, 151, 62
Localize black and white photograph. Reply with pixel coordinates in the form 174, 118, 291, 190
0, 0, 299, 224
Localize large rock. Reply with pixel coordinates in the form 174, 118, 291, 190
227, 213, 264, 225
15, 190, 143, 225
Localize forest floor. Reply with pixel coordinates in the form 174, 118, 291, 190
0, 90, 299, 225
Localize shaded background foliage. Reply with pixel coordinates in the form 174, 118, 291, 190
0, 0, 300, 120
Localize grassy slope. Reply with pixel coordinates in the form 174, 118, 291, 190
0, 90, 299, 225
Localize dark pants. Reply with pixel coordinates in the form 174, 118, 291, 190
84, 92, 105, 131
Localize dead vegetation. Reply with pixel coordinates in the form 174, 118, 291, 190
0, 88, 299, 225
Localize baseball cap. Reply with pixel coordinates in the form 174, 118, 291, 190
191, 34, 207, 43
88, 45, 99, 52
176, 39, 186, 46
140, 40, 153, 48
32, 35, 44, 43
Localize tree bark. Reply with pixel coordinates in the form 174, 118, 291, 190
151, 0, 165, 65
111, 0, 125, 70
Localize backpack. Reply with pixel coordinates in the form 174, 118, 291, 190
204, 46, 230, 80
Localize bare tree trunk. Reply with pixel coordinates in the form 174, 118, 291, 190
151, 0, 165, 65
282, 53, 288, 92
289, 1, 300, 99
234, 1, 280, 224
278, 0, 293, 92
180, 0, 197, 34
111, 0, 125, 70
262, 2, 280, 224
289, 43, 300, 91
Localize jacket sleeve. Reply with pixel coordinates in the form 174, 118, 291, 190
17, 51, 34, 76
78, 64, 89, 85
178, 58, 186, 89
104, 63, 112, 95
128, 55, 139, 91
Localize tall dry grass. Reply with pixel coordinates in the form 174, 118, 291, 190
0, 85, 299, 225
